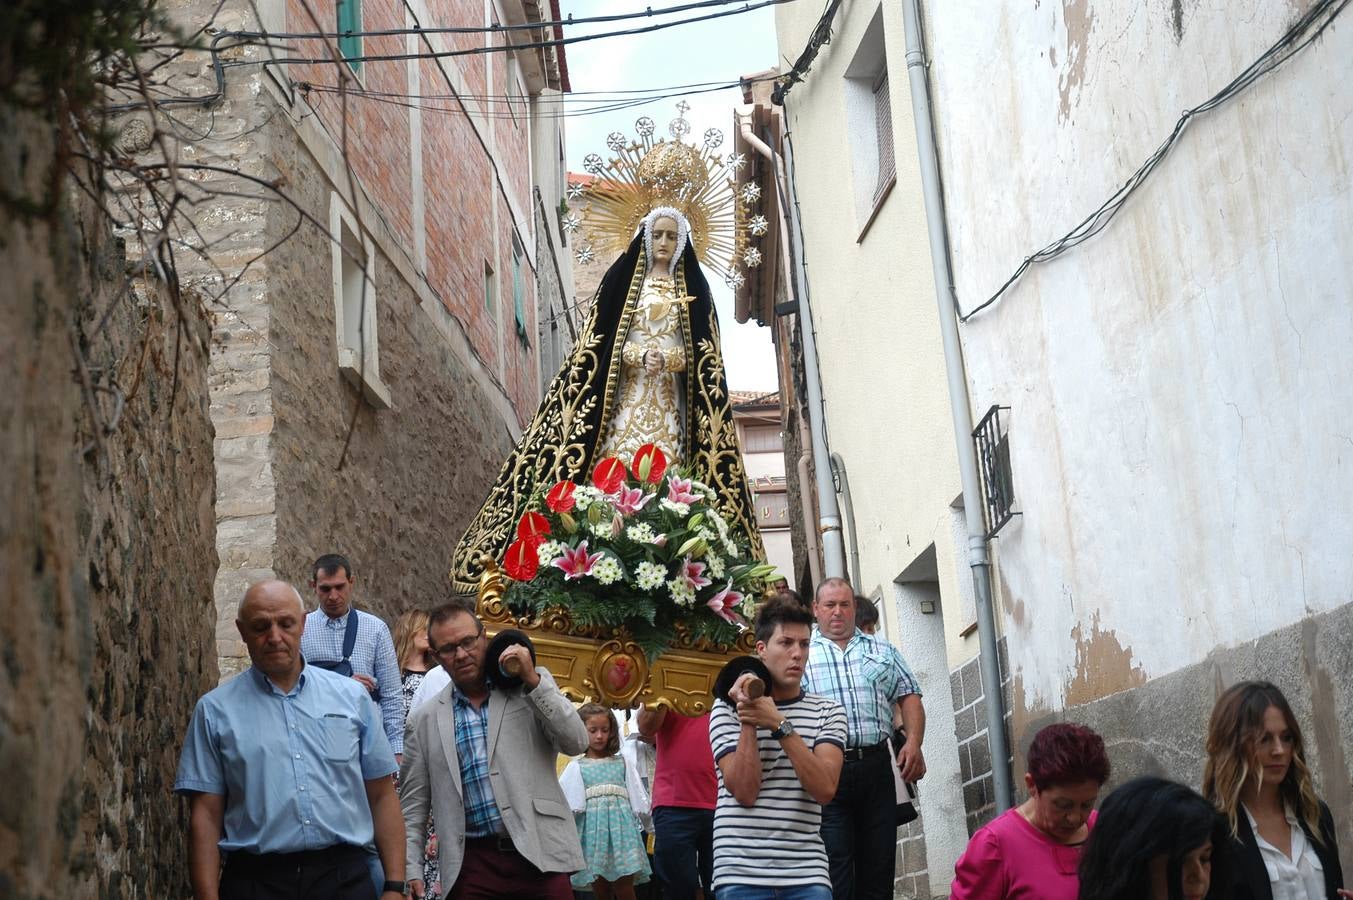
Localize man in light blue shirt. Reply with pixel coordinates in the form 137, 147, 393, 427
176, 580, 405, 900
301, 553, 403, 757
802, 577, 926, 900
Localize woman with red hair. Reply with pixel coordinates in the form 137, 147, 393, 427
950, 723, 1111, 899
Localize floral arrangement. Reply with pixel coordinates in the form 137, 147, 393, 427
501, 444, 778, 659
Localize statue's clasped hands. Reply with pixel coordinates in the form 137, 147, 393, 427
643, 348, 665, 374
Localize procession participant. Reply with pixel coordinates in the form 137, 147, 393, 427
1079, 776, 1229, 900
802, 578, 925, 900
560, 704, 653, 899
1203, 681, 1350, 900
302, 553, 403, 757
710, 596, 846, 900
398, 603, 587, 900
636, 702, 718, 900
175, 580, 405, 900
950, 722, 1110, 900
393, 607, 440, 897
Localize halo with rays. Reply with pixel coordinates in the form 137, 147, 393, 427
567, 103, 761, 287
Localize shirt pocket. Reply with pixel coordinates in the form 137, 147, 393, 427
319, 714, 360, 763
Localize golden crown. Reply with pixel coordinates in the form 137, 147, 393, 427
564, 103, 764, 287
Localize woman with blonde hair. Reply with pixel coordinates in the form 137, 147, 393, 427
392, 607, 441, 896
1202, 681, 1349, 900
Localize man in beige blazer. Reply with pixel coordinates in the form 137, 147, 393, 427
399, 603, 587, 900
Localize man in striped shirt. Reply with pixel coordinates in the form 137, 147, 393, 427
709, 596, 846, 900
803, 577, 925, 900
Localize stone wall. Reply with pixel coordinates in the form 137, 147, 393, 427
0, 108, 217, 897
263, 94, 517, 618
1027, 601, 1353, 881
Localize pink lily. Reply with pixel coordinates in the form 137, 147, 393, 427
611, 485, 655, 516
666, 474, 700, 505
679, 556, 712, 592
706, 581, 745, 625
552, 541, 603, 580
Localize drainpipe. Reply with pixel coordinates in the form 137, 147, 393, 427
901, 0, 1013, 810
737, 109, 847, 580
829, 453, 861, 590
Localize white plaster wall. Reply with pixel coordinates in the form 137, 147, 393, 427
775, 0, 977, 889
774, 0, 973, 668
923, 0, 1353, 713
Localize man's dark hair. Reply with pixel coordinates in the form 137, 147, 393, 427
813, 575, 853, 604
776, 587, 804, 607
754, 595, 814, 644
312, 553, 352, 581
854, 595, 879, 630
429, 601, 482, 634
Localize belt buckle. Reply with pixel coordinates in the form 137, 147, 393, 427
494, 834, 514, 854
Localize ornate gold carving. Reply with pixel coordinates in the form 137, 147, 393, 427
475, 558, 748, 713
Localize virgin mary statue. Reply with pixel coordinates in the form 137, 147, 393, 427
451, 117, 765, 593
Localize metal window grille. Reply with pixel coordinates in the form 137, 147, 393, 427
973, 405, 1019, 539
872, 70, 895, 203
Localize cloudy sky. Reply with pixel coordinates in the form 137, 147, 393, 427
557, 0, 781, 392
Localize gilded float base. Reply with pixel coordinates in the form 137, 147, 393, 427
475, 556, 753, 715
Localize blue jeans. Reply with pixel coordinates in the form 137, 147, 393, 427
820, 748, 897, 900
716, 885, 832, 900
652, 806, 714, 900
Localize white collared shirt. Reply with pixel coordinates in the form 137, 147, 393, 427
1243, 803, 1325, 900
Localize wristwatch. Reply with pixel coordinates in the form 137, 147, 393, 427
382, 880, 406, 895
770, 718, 795, 740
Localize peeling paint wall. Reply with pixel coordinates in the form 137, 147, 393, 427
923, 0, 1353, 719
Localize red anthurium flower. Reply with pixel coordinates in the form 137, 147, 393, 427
592, 457, 627, 494
518, 511, 551, 543
544, 480, 577, 513
503, 538, 540, 581
632, 443, 668, 484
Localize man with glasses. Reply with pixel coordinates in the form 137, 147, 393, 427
301, 553, 403, 760
398, 603, 587, 899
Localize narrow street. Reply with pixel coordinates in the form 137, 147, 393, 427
3, 1, 1351, 898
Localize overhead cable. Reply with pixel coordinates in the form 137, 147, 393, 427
962, 0, 1349, 321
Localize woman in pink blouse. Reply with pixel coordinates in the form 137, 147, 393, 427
950, 723, 1111, 900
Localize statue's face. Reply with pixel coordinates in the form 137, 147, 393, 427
651, 216, 679, 270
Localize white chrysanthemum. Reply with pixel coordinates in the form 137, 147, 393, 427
667, 577, 696, 607
660, 499, 690, 517
626, 523, 656, 544
635, 561, 666, 591
574, 486, 604, 511
696, 527, 716, 544
707, 554, 726, 580
740, 594, 758, 617
588, 520, 613, 539
592, 556, 623, 586
535, 540, 566, 565
723, 539, 740, 558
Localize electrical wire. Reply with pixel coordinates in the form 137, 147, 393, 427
961, 0, 1349, 321
222, 0, 795, 68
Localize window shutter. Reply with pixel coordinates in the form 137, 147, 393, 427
338, 0, 362, 73
872, 70, 894, 202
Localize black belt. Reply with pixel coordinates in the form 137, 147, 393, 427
467, 833, 518, 855
224, 843, 366, 874
841, 739, 890, 762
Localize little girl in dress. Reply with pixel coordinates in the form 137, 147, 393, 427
559, 704, 652, 900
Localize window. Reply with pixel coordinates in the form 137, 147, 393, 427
742, 424, 782, 454
512, 232, 528, 341
337, 0, 362, 74
843, 6, 895, 230
329, 192, 390, 408
483, 261, 496, 316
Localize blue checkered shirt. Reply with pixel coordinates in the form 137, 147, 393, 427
300, 607, 403, 753
451, 688, 504, 837
801, 628, 922, 748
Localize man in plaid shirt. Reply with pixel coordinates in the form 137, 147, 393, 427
801, 577, 926, 900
